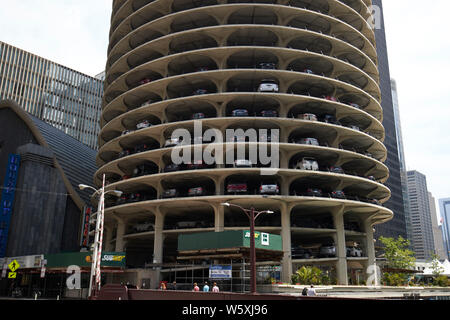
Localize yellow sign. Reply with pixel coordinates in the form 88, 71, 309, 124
8, 272, 16, 279
8, 260, 20, 272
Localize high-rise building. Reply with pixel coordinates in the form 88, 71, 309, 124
97, 0, 394, 287
0, 41, 104, 149
429, 192, 447, 260
406, 170, 435, 260
440, 198, 450, 259
391, 78, 412, 242
371, 0, 407, 241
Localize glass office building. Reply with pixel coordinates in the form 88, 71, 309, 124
440, 198, 450, 259
0, 41, 103, 149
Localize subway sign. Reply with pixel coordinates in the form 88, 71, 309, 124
0, 155, 21, 258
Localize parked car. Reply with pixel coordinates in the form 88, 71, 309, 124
291, 247, 313, 259
294, 137, 320, 146
322, 114, 339, 124
303, 68, 314, 74
162, 189, 179, 198
191, 112, 205, 119
231, 109, 249, 117
234, 159, 252, 168
176, 221, 206, 229
227, 182, 248, 194
346, 246, 363, 257
134, 143, 152, 153
348, 125, 360, 131
258, 79, 279, 92
132, 221, 154, 233
319, 244, 336, 257
259, 183, 279, 195
196, 67, 209, 72
121, 129, 133, 136
186, 160, 208, 170
128, 192, 153, 203
298, 113, 318, 121
138, 78, 152, 85
259, 62, 277, 69
260, 110, 278, 117
323, 95, 337, 102
164, 163, 182, 172
193, 89, 208, 95
348, 102, 361, 109
295, 157, 319, 171
344, 221, 360, 232
306, 188, 323, 197
329, 166, 345, 174
366, 175, 376, 181
331, 190, 346, 199
133, 164, 157, 177
164, 137, 183, 147
368, 198, 381, 205
136, 120, 152, 130
119, 148, 133, 158
188, 187, 207, 197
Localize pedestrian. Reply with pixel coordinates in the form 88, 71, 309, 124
193, 282, 200, 292
160, 282, 167, 290
212, 282, 219, 293
307, 285, 316, 296
171, 281, 177, 290
203, 281, 210, 292
302, 287, 308, 296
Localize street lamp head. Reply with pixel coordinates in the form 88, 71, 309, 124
221, 202, 231, 207
112, 190, 123, 198
78, 184, 91, 191
266, 210, 274, 214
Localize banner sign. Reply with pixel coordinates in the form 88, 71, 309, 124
80, 206, 93, 248
209, 265, 232, 279
0, 154, 21, 257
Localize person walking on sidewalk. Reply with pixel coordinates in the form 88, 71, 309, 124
212, 282, 220, 292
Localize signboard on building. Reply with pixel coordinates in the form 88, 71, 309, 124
3, 255, 44, 269
80, 206, 93, 248
0, 154, 21, 257
209, 265, 232, 279
45, 252, 126, 268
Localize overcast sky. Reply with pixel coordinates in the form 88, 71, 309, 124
0, 1, 449, 214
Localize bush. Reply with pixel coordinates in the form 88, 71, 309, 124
383, 273, 409, 286
433, 276, 449, 287
295, 266, 323, 285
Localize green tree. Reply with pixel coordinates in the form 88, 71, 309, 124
294, 266, 323, 285
379, 236, 416, 286
429, 253, 444, 277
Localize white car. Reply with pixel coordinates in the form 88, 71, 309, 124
346, 247, 363, 257
164, 137, 183, 147
295, 157, 319, 171
234, 159, 252, 168
298, 113, 318, 121
258, 79, 279, 92
136, 120, 151, 130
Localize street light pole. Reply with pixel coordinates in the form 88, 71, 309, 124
222, 203, 273, 294
79, 174, 122, 298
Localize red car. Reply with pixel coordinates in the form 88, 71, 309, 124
227, 183, 248, 194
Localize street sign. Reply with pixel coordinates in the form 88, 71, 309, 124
8, 272, 16, 279
8, 259, 20, 272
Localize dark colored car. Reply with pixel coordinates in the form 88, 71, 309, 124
319, 244, 336, 258
191, 113, 205, 119
162, 189, 179, 199
322, 114, 339, 125
331, 190, 346, 199
138, 78, 152, 85
291, 247, 313, 259
133, 164, 157, 177
196, 67, 209, 72
303, 68, 314, 74
329, 166, 345, 174
348, 102, 361, 109
306, 188, 323, 197
259, 62, 277, 69
260, 110, 278, 117
231, 109, 249, 117
193, 89, 208, 95
323, 96, 337, 102
294, 137, 320, 146
186, 160, 209, 170
344, 221, 360, 232
134, 143, 152, 154
164, 163, 182, 172
119, 148, 133, 158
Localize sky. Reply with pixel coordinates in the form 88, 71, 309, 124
0, 1, 449, 213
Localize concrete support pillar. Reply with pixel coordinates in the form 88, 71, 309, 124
153, 210, 166, 264
280, 202, 292, 283
115, 218, 127, 252
104, 225, 114, 252
332, 207, 348, 285
363, 216, 377, 284
213, 203, 225, 232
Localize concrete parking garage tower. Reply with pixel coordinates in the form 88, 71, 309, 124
97, 0, 393, 286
